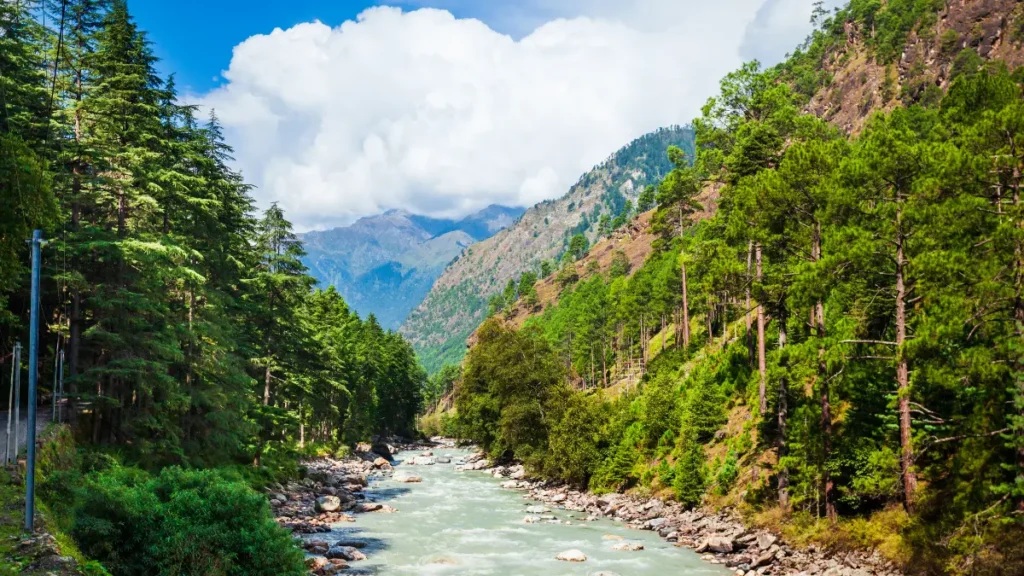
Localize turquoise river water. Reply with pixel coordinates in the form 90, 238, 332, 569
320, 448, 731, 575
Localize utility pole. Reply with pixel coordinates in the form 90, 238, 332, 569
12, 343, 21, 466
5, 343, 20, 465
57, 351, 64, 423
52, 346, 60, 422
26, 229, 43, 532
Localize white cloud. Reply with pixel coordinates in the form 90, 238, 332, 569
200, 0, 823, 231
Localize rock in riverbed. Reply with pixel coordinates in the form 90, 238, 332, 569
556, 549, 587, 562
611, 542, 644, 551
327, 545, 367, 562
392, 471, 422, 483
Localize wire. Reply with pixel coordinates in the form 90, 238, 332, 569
44, 0, 67, 148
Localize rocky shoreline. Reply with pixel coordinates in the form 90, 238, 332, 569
264, 440, 413, 574
267, 439, 901, 576
461, 450, 903, 576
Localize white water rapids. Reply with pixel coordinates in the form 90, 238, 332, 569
314, 448, 731, 575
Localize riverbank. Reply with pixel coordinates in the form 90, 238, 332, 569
457, 449, 902, 576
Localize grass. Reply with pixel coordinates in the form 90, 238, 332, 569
747, 505, 913, 567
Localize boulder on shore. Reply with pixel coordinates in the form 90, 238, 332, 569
314, 495, 341, 513
696, 536, 734, 554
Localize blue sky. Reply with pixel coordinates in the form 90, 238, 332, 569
131, 0, 826, 230
132, 0, 552, 95
133, 0, 380, 93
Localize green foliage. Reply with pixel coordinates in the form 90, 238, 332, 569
540, 260, 554, 278
672, 440, 708, 509
72, 466, 304, 576
568, 233, 590, 260
637, 185, 657, 212
609, 250, 631, 278
715, 451, 740, 495
547, 393, 604, 486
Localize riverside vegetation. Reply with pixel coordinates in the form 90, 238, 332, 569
1, 1, 423, 574
432, 1, 1024, 574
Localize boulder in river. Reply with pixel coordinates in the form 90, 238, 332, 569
611, 542, 644, 551
412, 456, 436, 465
315, 495, 342, 513
373, 457, 391, 469
436, 456, 451, 464
333, 539, 367, 549
556, 549, 587, 562
393, 471, 422, 483
327, 545, 367, 562
525, 505, 549, 514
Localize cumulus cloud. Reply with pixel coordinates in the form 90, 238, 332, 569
200, 0, 823, 230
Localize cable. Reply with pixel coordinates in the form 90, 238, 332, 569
43, 0, 67, 148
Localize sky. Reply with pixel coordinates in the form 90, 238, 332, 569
131, 0, 831, 231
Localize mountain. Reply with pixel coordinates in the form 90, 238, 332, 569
300, 205, 525, 329
401, 126, 695, 373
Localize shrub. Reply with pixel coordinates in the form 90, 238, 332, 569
72, 466, 304, 576
715, 451, 740, 495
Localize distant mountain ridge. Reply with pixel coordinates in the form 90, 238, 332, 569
300, 205, 524, 329
401, 125, 696, 373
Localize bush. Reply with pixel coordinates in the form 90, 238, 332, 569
72, 466, 305, 576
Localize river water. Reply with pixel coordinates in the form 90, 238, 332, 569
327, 448, 730, 575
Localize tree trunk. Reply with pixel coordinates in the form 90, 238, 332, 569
681, 256, 691, 349
778, 310, 789, 511
1010, 162, 1023, 510
746, 241, 754, 364
756, 243, 767, 415
68, 175, 82, 426
895, 206, 918, 512
812, 223, 837, 522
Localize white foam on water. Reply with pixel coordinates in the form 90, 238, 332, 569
338, 448, 731, 575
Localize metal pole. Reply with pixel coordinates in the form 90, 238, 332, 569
57, 350, 64, 424
52, 345, 59, 422
5, 347, 14, 464
26, 229, 42, 532
13, 344, 20, 466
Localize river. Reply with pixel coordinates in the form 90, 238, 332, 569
320, 448, 731, 575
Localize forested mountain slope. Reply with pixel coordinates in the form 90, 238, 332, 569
301, 205, 523, 329
445, 1, 1024, 574
402, 126, 696, 373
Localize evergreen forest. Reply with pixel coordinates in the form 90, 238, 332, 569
444, 2, 1024, 573
1, 1, 422, 573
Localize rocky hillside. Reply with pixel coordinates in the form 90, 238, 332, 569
300, 205, 523, 329
787, 0, 1024, 133
402, 126, 696, 372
